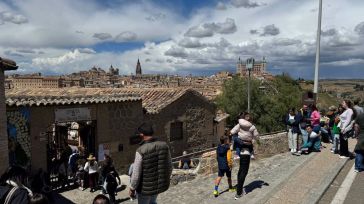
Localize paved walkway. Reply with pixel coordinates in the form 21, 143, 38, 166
54, 139, 356, 204
265, 139, 355, 204
343, 166, 364, 204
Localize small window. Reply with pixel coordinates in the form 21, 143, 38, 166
170, 122, 183, 141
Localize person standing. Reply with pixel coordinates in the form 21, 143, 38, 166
230, 112, 259, 200
84, 154, 98, 192
213, 136, 234, 197
353, 99, 364, 116
354, 113, 364, 172
129, 123, 172, 204
298, 105, 311, 145
286, 108, 301, 155
310, 105, 321, 134
338, 100, 355, 158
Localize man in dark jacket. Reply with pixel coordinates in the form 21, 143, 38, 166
354, 113, 364, 172
129, 123, 172, 204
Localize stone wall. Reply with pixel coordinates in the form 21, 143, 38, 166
96, 101, 143, 173
196, 131, 288, 175
254, 132, 288, 158
146, 91, 216, 157
6, 101, 144, 174
0, 70, 9, 173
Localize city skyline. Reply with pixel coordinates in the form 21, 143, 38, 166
1, 0, 364, 79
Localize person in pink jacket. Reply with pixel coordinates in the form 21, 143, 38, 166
310, 105, 321, 134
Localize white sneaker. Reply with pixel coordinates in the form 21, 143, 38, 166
251, 154, 255, 160
354, 169, 359, 173
339, 156, 348, 159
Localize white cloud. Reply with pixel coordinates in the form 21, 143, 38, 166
322, 58, 364, 66
184, 18, 237, 38
2, 0, 364, 78
32, 49, 95, 66
216, 2, 227, 10
0, 11, 28, 24
230, 0, 265, 8
93, 33, 112, 40
115, 31, 138, 42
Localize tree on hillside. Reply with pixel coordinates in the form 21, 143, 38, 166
215, 75, 302, 133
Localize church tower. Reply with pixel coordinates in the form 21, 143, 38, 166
136, 58, 142, 77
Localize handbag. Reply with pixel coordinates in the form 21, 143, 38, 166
343, 129, 354, 140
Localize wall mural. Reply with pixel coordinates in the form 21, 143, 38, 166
7, 108, 31, 169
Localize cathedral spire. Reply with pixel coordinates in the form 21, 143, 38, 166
136, 58, 142, 76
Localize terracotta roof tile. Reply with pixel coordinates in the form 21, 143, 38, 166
5, 88, 211, 114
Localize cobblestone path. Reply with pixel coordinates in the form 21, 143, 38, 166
55, 139, 357, 204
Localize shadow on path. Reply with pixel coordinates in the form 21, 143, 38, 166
53, 193, 76, 204
244, 180, 269, 194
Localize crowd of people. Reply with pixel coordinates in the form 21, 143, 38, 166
1, 99, 363, 204
284, 99, 363, 159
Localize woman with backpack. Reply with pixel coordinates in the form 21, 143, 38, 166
0, 166, 33, 204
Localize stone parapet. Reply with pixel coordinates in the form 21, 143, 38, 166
195, 131, 288, 175
254, 131, 288, 158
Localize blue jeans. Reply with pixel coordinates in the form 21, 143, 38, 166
300, 126, 308, 145
302, 137, 321, 152
331, 134, 339, 152
355, 151, 364, 171
138, 194, 158, 204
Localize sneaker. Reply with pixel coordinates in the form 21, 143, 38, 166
213, 190, 219, 197
331, 150, 334, 153
234, 155, 240, 160
293, 152, 301, 156
339, 155, 348, 159
354, 169, 359, 173
250, 154, 255, 160
229, 187, 236, 192
234, 194, 242, 200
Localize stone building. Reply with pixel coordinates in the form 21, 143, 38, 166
236, 57, 267, 76
5, 87, 224, 173
0, 57, 18, 173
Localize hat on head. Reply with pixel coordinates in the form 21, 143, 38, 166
137, 122, 154, 136
87, 154, 96, 160
329, 106, 337, 111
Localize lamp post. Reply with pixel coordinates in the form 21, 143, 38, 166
313, 0, 322, 95
246, 58, 254, 113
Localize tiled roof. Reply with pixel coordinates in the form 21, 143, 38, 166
122, 88, 210, 114
5, 88, 212, 114
5, 88, 141, 107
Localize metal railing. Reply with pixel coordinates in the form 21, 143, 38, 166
171, 130, 286, 162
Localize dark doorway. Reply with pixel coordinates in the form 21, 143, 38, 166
46, 120, 96, 189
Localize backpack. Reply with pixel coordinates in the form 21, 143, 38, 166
0, 186, 19, 204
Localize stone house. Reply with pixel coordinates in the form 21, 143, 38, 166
0, 57, 18, 173
5, 88, 224, 173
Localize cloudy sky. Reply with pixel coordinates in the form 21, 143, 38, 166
1, 0, 364, 79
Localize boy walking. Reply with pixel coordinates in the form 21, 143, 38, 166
213, 136, 235, 197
